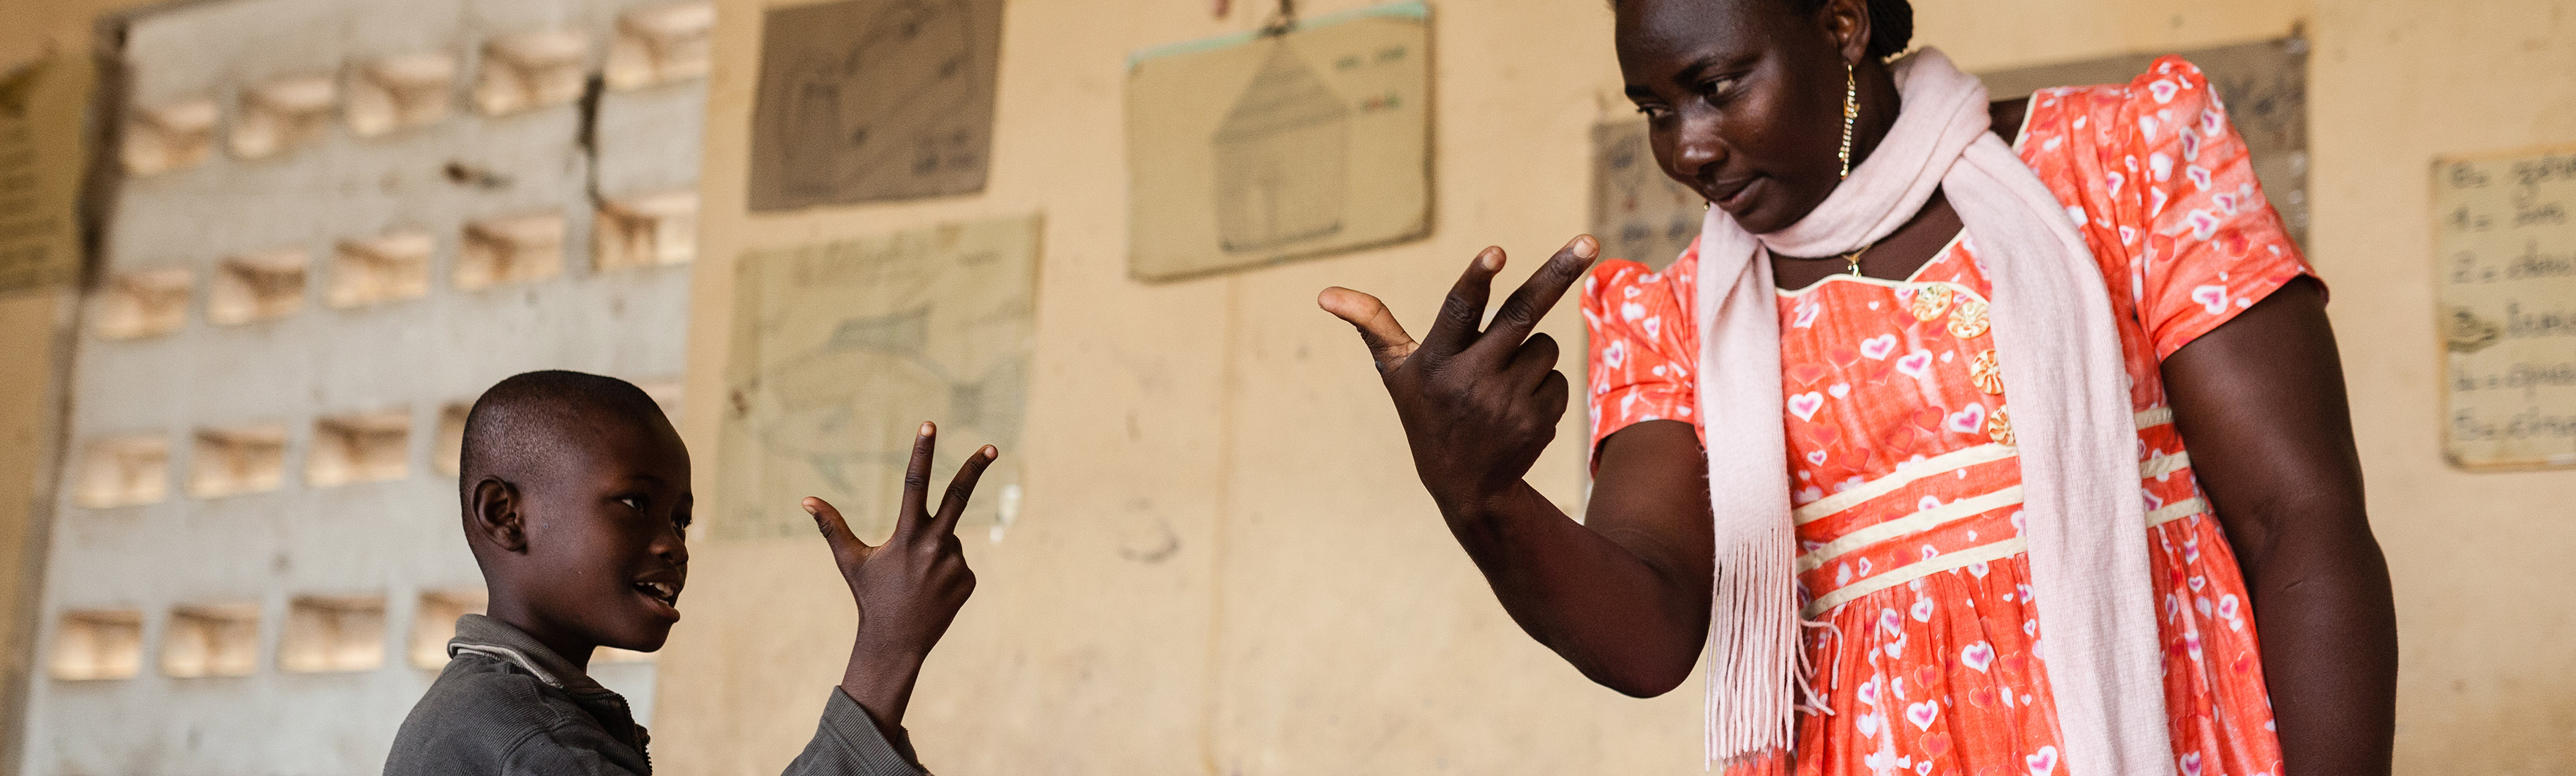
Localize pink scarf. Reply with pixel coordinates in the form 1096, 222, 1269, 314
1693, 49, 2170, 775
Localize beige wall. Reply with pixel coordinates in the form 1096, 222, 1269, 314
0, 2, 154, 773
666, 0, 2576, 773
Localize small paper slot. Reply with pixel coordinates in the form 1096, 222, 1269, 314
50, 610, 143, 681
474, 31, 591, 115
162, 605, 260, 679
606, 2, 715, 89
456, 212, 565, 289
328, 231, 433, 308
72, 435, 170, 508
280, 596, 386, 673
208, 249, 309, 325
96, 268, 192, 340
308, 410, 411, 488
121, 99, 218, 176
230, 75, 337, 160
348, 53, 457, 137
594, 191, 698, 271
187, 425, 288, 499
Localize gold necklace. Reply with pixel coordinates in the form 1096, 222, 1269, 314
1840, 243, 1872, 276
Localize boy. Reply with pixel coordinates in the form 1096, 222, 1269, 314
385, 370, 995, 775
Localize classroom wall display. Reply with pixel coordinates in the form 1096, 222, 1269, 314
1125, 1, 1431, 282
2434, 146, 2576, 470
744, 0, 1006, 212
0, 56, 96, 293
716, 215, 1040, 541
1587, 119, 1700, 272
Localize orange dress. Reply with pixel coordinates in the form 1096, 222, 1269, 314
1583, 59, 2305, 776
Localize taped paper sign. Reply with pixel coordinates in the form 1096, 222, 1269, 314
2435, 146, 2576, 470
0, 56, 96, 292
1126, 1, 1431, 281
1588, 120, 1702, 272
717, 215, 1041, 540
746, 0, 1005, 211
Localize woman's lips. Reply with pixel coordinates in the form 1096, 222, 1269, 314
1707, 176, 1761, 213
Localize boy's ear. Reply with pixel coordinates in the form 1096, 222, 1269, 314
468, 476, 530, 553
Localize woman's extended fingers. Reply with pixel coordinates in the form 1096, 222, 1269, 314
1416, 247, 1507, 362
803, 496, 871, 564
894, 422, 938, 540
924, 445, 999, 542
1475, 236, 1599, 359
1317, 287, 1420, 373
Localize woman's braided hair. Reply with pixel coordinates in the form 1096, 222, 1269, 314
1612, 0, 1914, 61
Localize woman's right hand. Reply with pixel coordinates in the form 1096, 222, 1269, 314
1317, 236, 1600, 515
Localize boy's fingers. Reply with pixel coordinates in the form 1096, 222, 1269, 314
804, 497, 870, 558
1317, 288, 1419, 373
894, 422, 937, 540
1474, 236, 1598, 358
924, 445, 997, 541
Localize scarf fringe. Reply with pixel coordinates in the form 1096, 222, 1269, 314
1704, 519, 1800, 766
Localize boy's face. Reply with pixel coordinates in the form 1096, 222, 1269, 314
518, 413, 694, 653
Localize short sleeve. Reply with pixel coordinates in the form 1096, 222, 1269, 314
1582, 250, 1701, 466
2117, 56, 2316, 359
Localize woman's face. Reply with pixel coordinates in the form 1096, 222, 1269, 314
1617, 0, 1859, 235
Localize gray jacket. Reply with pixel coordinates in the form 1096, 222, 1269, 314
384, 614, 928, 776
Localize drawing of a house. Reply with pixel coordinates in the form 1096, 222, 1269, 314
1211, 42, 1349, 253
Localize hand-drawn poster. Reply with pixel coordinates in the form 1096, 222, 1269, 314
0, 56, 96, 293
1588, 120, 1701, 271
1126, 1, 1431, 282
745, 0, 1005, 211
2434, 146, 2576, 470
1977, 37, 2310, 247
718, 215, 1039, 540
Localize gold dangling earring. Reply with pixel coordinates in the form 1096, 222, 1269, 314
1838, 61, 1858, 180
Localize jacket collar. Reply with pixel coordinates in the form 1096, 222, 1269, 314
447, 613, 613, 696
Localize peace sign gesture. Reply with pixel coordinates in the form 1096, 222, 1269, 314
805, 421, 995, 730
1319, 236, 1600, 511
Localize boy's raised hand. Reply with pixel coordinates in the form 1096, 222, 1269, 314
804, 421, 996, 732
1317, 236, 1599, 512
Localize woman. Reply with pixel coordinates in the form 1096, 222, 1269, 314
1315, 0, 2396, 774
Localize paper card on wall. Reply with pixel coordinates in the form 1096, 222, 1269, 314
716, 215, 1040, 541
1977, 37, 2310, 248
0, 56, 97, 293
1125, 1, 1431, 282
745, 0, 1004, 212
2433, 146, 2576, 470
1588, 120, 1701, 272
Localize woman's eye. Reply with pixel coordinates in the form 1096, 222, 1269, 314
1635, 105, 1670, 119
1701, 78, 1737, 97
618, 496, 646, 512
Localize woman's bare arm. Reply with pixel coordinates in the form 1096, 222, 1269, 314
1320, 237, 1716, 696
2160, 277, 2397, 776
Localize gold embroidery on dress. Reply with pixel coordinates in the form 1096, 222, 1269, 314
1948, 297, 1991, 340
1969, 349, 2005, 395
1987, 405, 2015, 447
1909, 284, 1953, 322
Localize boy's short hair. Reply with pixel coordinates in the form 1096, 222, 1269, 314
457, 370, 671, 507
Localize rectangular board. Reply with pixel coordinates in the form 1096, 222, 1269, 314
2434, 146, 2576, 470
1587, 119, 1702, 272
745, 0, 1006, 212
0, 56, 96, 292
1126, 1, 1431, 282
716, 215, 1041, 540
